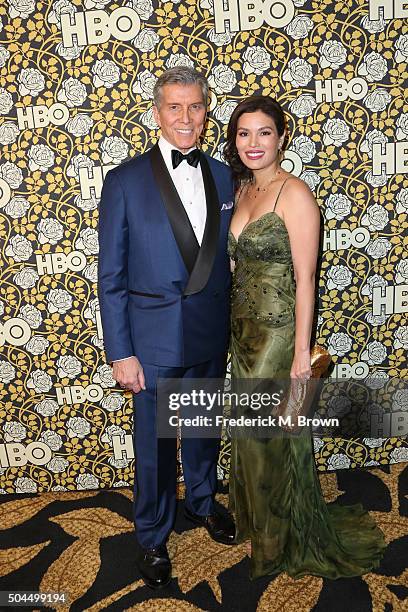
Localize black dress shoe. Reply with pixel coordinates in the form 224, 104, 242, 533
136, 544, 171, 589
184, 507, 236, 545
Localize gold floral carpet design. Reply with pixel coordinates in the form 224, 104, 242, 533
0, 464, 406, 612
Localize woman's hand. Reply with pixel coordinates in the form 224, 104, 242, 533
290, 349, 312, 380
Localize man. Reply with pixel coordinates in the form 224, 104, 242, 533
98, 66, 235, 589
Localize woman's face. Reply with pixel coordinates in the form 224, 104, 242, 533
235, 110, 284, 172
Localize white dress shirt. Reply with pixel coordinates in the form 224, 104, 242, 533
158, 136, 206, 244
113, 136, 207, 363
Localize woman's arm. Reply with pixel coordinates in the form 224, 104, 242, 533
280, 178, 321, 379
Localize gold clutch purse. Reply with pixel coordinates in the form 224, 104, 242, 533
310, 344, 332, 377
274, 345, 332, 433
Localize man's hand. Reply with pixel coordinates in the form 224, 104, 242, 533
112, 356, 146, 394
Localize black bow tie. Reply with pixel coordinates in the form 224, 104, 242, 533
171, 148, 200, 169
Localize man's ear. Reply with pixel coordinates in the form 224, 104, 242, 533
153, 105, 161, 127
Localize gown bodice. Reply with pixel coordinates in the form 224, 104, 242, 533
228, 212, 295, 327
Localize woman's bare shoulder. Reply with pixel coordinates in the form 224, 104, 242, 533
281, 174, 319, 212
283, 174, 313, 193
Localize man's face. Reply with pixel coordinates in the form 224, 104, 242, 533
153, 83, 206, 152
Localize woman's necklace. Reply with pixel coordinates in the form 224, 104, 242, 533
247, 168, 282, 199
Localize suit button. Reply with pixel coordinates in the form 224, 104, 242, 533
213, 291, 219, 297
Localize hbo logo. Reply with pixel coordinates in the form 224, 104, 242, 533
332, 362, 370, 379
0, 442, 52, 467
17, 103, 69, 130
315, 78, 368, 103
323, 228, 370, 251
56, 384, 104, 405
61, 7, 140, 47
214, 0, 295, 33
0, 317, 31, 347
36, 251, 87, 276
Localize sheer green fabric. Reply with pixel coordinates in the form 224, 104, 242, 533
228, 212, 386, 580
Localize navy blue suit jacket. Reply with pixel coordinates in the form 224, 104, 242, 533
97, 145, 234, 367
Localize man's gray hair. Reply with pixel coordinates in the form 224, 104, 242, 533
153, 66, 209, 108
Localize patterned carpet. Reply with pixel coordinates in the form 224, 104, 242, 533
0, 463, 407, 612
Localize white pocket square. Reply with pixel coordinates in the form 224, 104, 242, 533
221, 201, 233, 211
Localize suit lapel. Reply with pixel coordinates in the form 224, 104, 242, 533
150, 144, 199, 275
184, 153, 220, 296
149, 145, 220, 296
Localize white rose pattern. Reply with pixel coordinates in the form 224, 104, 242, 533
5, 235, 33, 262
13, 267, 39, 289
322, 119, 350, 147
25, 335, 49, 355
3, 196, 30, 218
395, 260, 408, 284
357, 52, 388, 82
46, 288, 73, 314
40, 430, 63, 451
325, 194, 352, 220
208, 64, 237, 94
242, 46, 271, 75
57, 355, 82, 379
282, 58, 313, 87
133, 28, 160, 52
27, 369, 53, 392
288, 94, 317, 118
35, 399, 59, 417
19, 304, 43, 328
326, 265, 353, 290
319, 40, 347, 69
327, 332, 353, 356
76, 473, 100, 489
361, 341, 387, 365
361, 204, 389, 231
66, 416, 91, 438
132, 69, 157, 100
0, 361, 16, 383
3, 421, 27, 442
285, 15, 313, 40
36, 218, 64, 244
363, 88, 391, 112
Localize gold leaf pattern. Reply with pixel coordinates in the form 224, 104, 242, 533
0, 542, 50, 577
368, 511, 408, 546
168, 528, 248, 604
0, 466, 405, 610
39, 539, 101, 612
86, 580, 145, 612
0, 491, 98, 531
50, 507, 133, 539
363, 570, 408, 612
317, 473, 345, 503
257, 573, 323, 611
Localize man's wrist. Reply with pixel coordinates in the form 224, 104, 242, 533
111, 356, 135, 364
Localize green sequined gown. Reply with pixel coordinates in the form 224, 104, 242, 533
228, 207, 386, 580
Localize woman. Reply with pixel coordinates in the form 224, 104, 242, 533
224, 95, 386, 580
